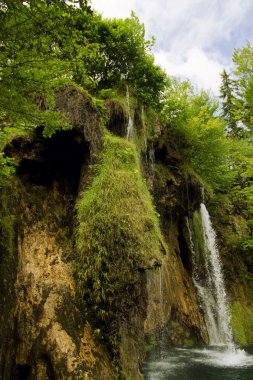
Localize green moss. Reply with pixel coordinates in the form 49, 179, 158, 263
75, 131, 166, 359
183, 338, 194, 346
93, 98, 109, 126
0, 180, 19, 349
189, 210, 206, 266
145, 335, 156, 353
155, 163, 175, 187
0, 181, 18, 263
154, 163, 179, 208
144, 106, 161, 140
230, 301, 253, 345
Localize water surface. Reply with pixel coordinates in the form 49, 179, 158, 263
143, 345, 253, 380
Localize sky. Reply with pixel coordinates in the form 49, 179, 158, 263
91, 0, 253, 96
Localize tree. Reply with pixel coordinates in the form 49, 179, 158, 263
221, 43, 253, 136
162, 78, 232, 190
220, 69, 238, 136
74, 12, 167, 106
0, 0, 75, 132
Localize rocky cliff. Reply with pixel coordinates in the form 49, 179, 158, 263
0, 87, 214, 380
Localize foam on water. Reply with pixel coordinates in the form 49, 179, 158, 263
192, 347, 253, 368
144, 346, 253, 380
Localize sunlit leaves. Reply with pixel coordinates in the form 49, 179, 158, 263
162, 79, 232, 189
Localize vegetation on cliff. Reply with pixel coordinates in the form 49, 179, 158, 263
75, 132, 166, 368
1, 0, 253, 368
0, 0, 167, 187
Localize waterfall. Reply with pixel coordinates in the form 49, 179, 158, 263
141, 105, 148, 160
126, 85, 133, 140
159, 268, 165, 332
148, 145, 155, 173
187, 204, 234, 347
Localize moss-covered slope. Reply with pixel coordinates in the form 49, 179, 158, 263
75, 132, 166, 377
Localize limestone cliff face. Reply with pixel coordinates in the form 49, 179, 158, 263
145, 228, 208, 346
1, 127, 114, 379
0, 91, 210, 380
105, 103, 209, 347
143, 130, 208, 346
14, 189, 113, 379
0, 88, 116, 379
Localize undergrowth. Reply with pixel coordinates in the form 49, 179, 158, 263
75, 132, 166, 361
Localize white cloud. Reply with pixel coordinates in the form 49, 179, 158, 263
91, 0, 135, 18
91, 0, 253, 94
155, 48, 228, 95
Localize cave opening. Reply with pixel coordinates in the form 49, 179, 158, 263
15, 128, 89, 195
15, 364, 31, 380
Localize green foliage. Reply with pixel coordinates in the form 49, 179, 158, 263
0, 153, 16, 186
212, 44, 253, 274
229, 138, 253, 215
219, 42, 253, 135
0, 180, 18, 261
220, 69, 240, 137
241, 239, 253, 254
0, 0, 75, 128
161, 78, 233, 190
0, 1, 167, 182
0, 180, 19, 342
232, 42, 253, 132
75, 11, 167, 106
75, 132, 166, 354
211, 138, 253, 263
98, 88, 117, 99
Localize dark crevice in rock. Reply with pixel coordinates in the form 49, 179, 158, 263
15, 364, 31, 380
155, 145, 167, 164
106, 99, 128, 137
39, 355, 56, 380
178, 220, 192, 273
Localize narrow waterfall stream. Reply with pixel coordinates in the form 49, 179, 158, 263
126, 85, 133, 140
158, 268, 166, 349
141, 105, 148, 161
143, 203, 253, 379
198, 203, 234, 346
188, 204, 233, 346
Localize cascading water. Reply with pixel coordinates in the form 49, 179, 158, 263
146, 268, 166, 360
159, 268, 166, 342
141, 105, 148, 161
126, 85, 133, 140
187, 204, 234, 347
148, 144, 155, 177
146, 268, 166, 335
200, 203, 234, 346
144, 204, 253, 379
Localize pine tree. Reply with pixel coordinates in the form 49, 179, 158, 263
220, 69, 239, 137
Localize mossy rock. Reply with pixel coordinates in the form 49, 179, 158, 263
230, 301, 253, 345
105, 98, 128, 138
0, 180, 19, 355
75, 131, 167, 366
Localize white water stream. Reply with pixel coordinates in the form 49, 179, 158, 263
126, 85, 133, 140
144, 204, 253, 378
187, 204, 234, 346
141, 105, 148, 160
199, 203, 234, 346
